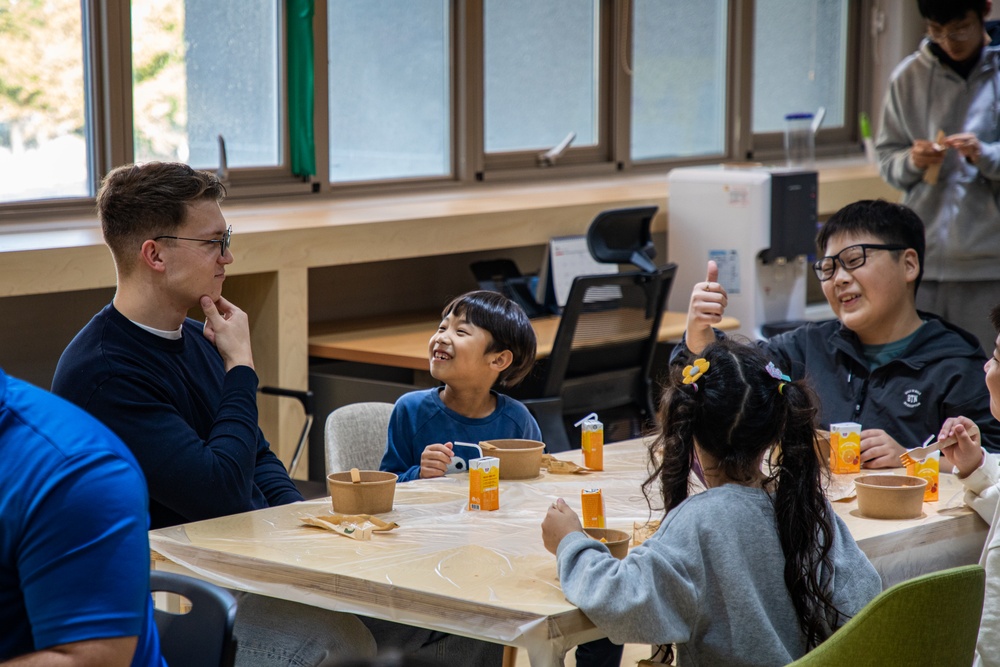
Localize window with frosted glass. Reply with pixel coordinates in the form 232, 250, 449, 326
631, 0, 728, 160
328, 0, 450, 183
131, 0, 280, 168
0, 0, 90, 202
752, 0, 848, 133
484, 0, 599, 153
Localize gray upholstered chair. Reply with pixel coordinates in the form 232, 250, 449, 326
324, 402, 395, 474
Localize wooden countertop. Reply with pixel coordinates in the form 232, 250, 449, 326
308, 310, 741, 370
0, 160, 897, 298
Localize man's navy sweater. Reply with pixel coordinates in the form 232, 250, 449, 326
52, 304, 302, 529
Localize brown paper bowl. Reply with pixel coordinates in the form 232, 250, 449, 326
855, 474, 927, 520
327, 471, 397, 514
584, 528, 630, 560
481, 439, 545, 480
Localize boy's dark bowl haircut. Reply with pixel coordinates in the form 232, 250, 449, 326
442, 290, 537, 388
815, 199, 925, 294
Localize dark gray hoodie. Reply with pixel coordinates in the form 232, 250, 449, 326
673, 313, 1000, 454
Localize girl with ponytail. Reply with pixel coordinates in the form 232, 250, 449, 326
541, 339, 881, 666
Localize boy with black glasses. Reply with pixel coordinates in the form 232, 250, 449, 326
877, 0, 1000, 352
677, 199, 1000, 466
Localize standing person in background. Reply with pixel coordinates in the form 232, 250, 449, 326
52, 162, 375, 667
876, 0, 1000, 353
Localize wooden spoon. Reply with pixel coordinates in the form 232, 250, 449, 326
350, 467, 361, 484
478, 441, 498, 451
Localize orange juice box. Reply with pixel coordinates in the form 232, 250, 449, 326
469, 457, 499, 511
581, 488, 605, 528
906, 451, 939, 502
577, 413, 604, 471
829, 422, 862, 474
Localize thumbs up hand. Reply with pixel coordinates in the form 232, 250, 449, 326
685, 261, 728, 354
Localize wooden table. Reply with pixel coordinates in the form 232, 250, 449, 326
308, 311, 741, 371
149, 439, 987, 667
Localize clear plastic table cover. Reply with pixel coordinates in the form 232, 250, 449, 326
149, 439, 987, 665
150, 440, 661, 663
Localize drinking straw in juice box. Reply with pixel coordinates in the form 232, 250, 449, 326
906, 451, 939, 502
469, 457, 499, 511
829, 422, 861, 474
581, 488, 605, 528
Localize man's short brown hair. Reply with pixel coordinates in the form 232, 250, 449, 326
97, 162, 226, 273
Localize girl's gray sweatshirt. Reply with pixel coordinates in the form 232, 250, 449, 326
557, 484, 881, 667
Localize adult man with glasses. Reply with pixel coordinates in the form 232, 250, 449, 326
877, 0, 1000, 353
676, 200, 1000, 467
52, 162, 377, 666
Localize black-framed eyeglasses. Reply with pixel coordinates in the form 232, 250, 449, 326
812, 243, 906, 282
154, 225, 232, 257
926, 20, 979, 44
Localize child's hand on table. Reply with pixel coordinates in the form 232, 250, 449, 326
420, 442, 454, 479
860, 429, 906, 468
938, 416, 985, 478
542, 498, 584, 555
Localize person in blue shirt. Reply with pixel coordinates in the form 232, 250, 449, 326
0, 367, 164, 667
380, 290, 542, 482
378, 290, 622, 667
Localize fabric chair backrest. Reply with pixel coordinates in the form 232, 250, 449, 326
786, 564, 985, 666
151, 570, 238, 667
324, 401, 395, 474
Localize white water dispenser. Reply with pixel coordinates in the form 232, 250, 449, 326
667, 166, 818, 339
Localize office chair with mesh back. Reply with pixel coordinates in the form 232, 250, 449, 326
787, 564, 985, 667
151, 570, 238, 667
515, 265, 676, 453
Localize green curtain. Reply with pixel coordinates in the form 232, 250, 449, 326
287, 0, 315, 178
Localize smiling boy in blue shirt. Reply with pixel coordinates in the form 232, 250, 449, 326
378, 290, 621, 667
380, 290, 541, 482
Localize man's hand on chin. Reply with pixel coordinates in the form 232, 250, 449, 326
201, 295, 254, 371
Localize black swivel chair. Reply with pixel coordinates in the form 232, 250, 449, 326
585, 206, 659, 273
515, 265, 676, 453
151, 570, 238, 667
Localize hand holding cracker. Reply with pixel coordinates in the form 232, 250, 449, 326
944, 132, 982, 164
918, 130, 947, 183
